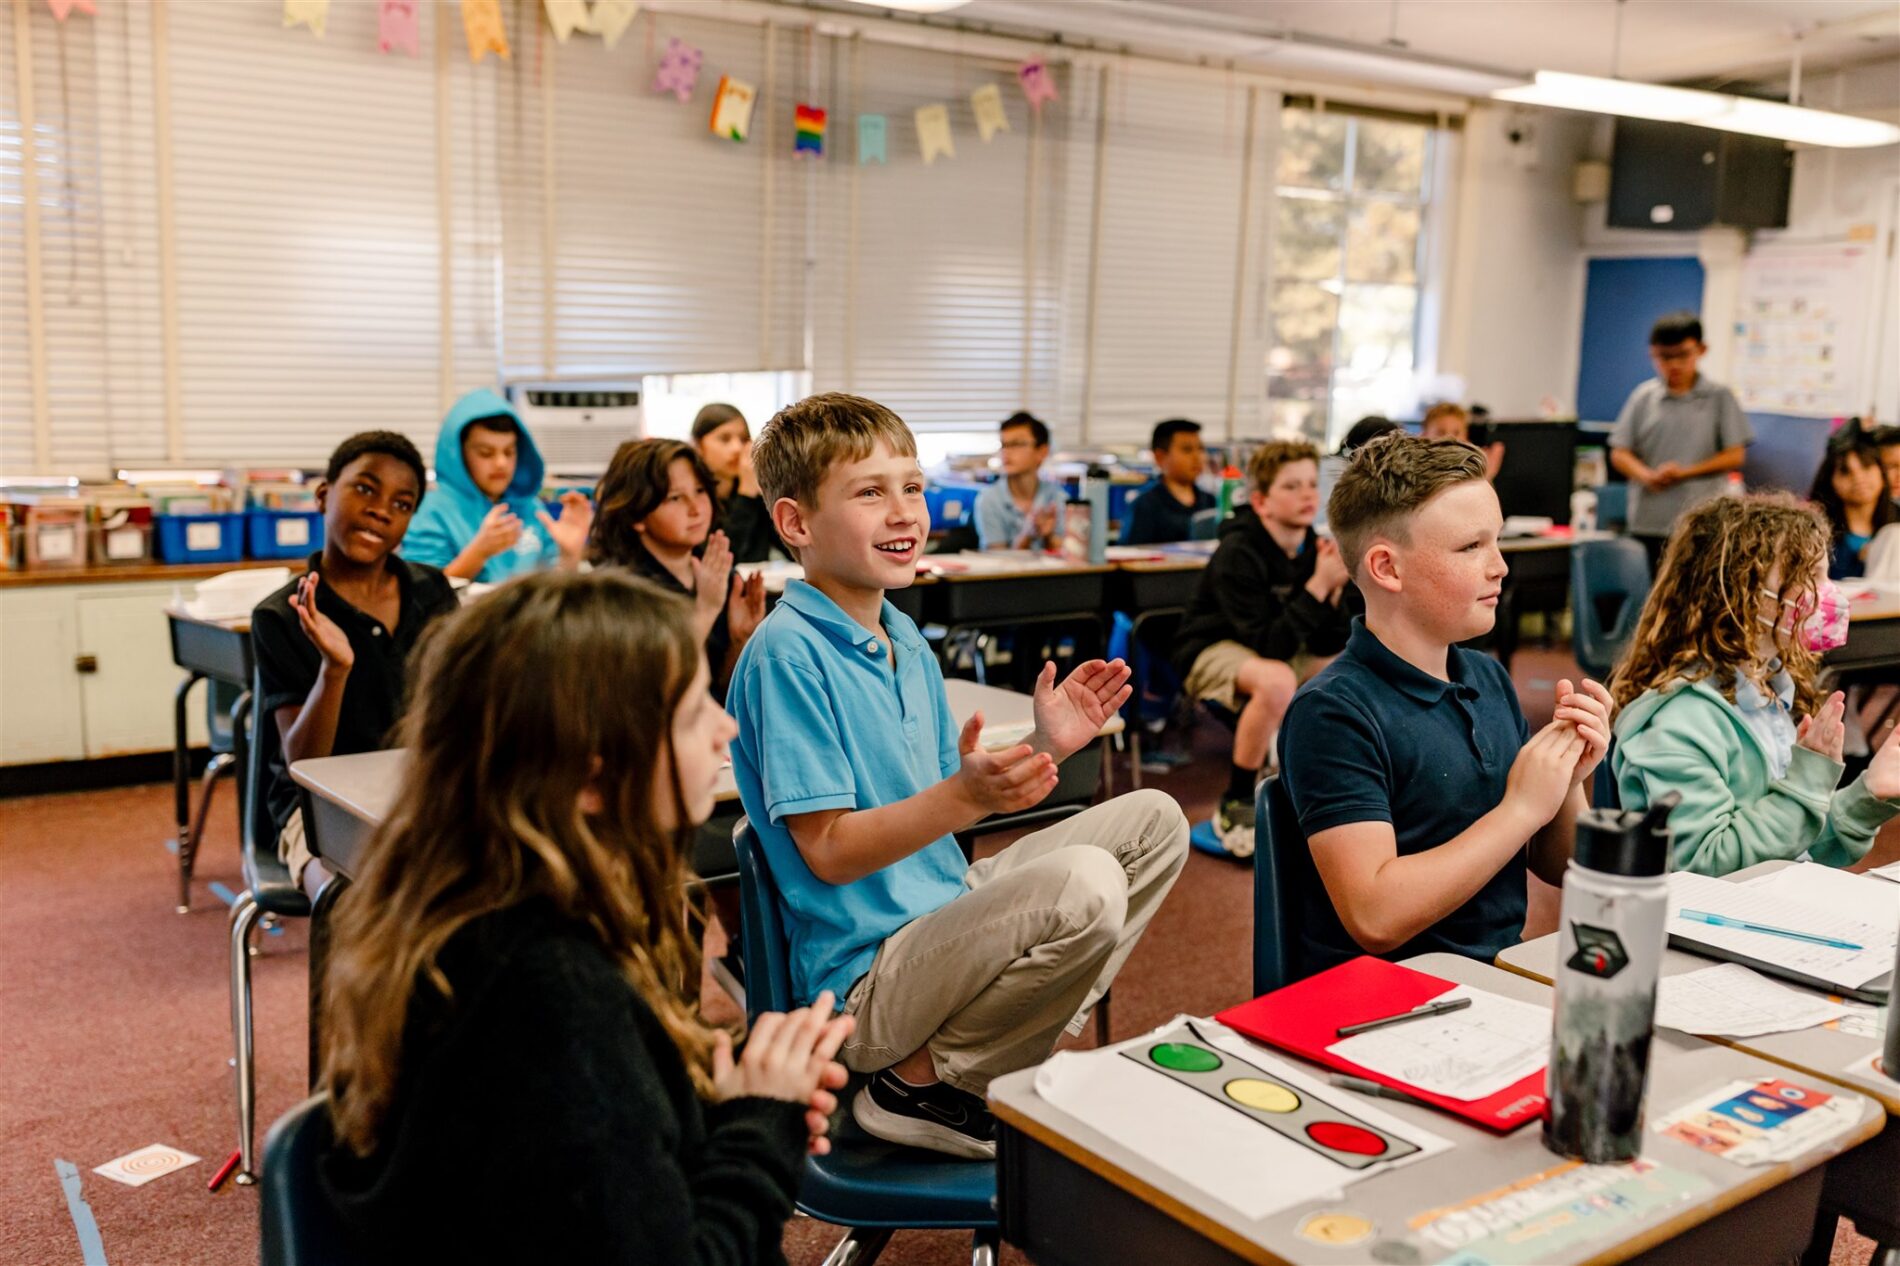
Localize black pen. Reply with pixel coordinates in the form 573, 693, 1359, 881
1335, 996, 1472, 1038
1328, 1074, 1435, 1109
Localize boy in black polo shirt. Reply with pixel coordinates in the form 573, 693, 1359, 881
1121, 418, 1215, 545
252, 431, 460, 898
1277, 434, 1613, 974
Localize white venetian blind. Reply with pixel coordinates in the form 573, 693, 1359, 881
1081, 65, 1269, 446
1, 1, 110, 477
163, 0, 443, 465
814, 38, 1064, 433
497, 8, 808, 382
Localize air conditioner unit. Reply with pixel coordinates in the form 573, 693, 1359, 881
507, 383, 644, 477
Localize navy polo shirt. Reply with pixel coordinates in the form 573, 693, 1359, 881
1276, 617, 1530, 973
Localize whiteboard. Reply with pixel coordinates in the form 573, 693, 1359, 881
1732, 241, 1879, 419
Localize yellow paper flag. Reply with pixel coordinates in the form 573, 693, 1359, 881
592, 0, 641, 50
916, 104, 955, 165
283, 0, 329, 37
462, 0, 511, 63
971, 84, 1010, 142
543, 0, 592, 41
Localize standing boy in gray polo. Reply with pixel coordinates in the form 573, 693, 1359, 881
1609, 312, 1754, 569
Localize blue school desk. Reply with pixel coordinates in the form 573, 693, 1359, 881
1497, 860, 1900, 1263
989, 954, 1883, 1266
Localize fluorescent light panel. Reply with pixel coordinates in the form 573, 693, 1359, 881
1495, 71, 1900, 149
836, 0, 971, 12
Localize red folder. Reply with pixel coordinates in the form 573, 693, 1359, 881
1215, 956, 1548, 1133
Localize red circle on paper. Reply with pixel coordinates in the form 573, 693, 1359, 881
1306, 1121, 1388, 1156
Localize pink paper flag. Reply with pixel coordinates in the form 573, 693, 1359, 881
1018, 58, 1058, 110
46, 0, 96, 19
378, 0, 419, 56
653, 37, 702, 102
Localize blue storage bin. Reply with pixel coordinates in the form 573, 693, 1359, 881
1109, 482, 1147, 524
155, 512, 246, 564
926, 482, 983, 531
246, 508, 323, 560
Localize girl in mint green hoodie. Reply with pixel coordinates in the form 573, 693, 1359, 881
1608, 493, 1900, 877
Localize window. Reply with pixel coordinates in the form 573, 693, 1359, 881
1268, 108, 1432, 448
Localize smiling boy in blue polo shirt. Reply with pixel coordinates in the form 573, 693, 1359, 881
1277, 434, 1615, 976
728, 393, 1188, 1160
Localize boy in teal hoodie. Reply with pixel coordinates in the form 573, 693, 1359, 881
1608, 493, 1899, 876
402, 389, 594, 582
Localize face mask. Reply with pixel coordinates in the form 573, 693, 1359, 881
1760, 580, 1849, 653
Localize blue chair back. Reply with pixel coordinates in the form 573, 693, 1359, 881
1593, 737, 1620, 813
1252, 776, 1304, 996
260, 1095, 361, 1266
729, 821, 997, 1232
243, 664, 309, 917
1189, 508, 1220, 541
1570, 537, 1652, 681
1593, 482, 1629, 531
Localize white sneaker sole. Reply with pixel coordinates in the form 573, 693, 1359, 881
851, 1086, 997, 1160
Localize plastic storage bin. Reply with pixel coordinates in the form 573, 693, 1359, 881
155, 512, 246, 564
246, 508, 323, 560
926, 482, 983, 532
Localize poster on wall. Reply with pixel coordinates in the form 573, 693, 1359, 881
1732, 242, 1876, 419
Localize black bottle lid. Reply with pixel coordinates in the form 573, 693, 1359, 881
1574, 792, 1681, 878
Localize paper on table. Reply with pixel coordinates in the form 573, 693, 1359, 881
1862, 859, 1900, 886
1323, 986, 1550, 1101
1032, 1016, 1448, 1221
1655, 963, 1851, 1037
1667, 871, 1894, 988
1739, 863, 1900, 931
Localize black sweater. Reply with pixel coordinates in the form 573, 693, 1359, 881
321, 901, 808, 1266
720, 492, 781, 564
1172, 513, 1353, 678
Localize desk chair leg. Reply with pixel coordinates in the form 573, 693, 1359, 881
228, 891, 263, 1185
1095, 993, 1111, 1047
178, 752, 237, 913
307, 874, 349, 1092
971, 1230, 1000, 1266
819, 1227, 892, 1266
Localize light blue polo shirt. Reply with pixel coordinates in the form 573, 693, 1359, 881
728, 580, 969, 1005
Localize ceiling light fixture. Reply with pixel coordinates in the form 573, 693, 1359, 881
1493, 71, 1900, 148
835, 0, 971, 13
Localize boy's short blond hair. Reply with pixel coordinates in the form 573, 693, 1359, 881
1248, 439, 1321, 495
753, 392, 918, 508
1421, 402, 1469, 430
1328, 433, 1487, 580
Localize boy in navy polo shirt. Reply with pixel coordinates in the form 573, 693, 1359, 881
1277, 434, 1613, 975
728, 393, 1188, 1160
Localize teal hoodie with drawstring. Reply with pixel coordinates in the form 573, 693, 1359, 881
401, 389, 560, 584
1612, 676, 1899, 876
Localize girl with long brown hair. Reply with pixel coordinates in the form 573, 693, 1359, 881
589, 437, 767, 700
1608, 493, 1900, 876
317, 571, 850, 1265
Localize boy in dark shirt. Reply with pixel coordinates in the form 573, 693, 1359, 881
1121, 418, 1215, 545
252, 431, 460, 898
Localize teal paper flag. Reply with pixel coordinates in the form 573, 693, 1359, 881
858, 114, 887, 165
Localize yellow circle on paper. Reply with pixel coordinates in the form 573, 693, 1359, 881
1224, 1077, 1300, 1113
1297, 1211, 1375, 1246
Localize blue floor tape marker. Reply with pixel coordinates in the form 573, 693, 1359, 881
207, 882, 282, 934
55, 1159, 109, 1266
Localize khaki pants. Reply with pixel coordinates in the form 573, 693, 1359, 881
839, 788, 1189, 1095
277, 812, 313, 885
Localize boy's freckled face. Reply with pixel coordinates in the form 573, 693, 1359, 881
1253, 459, 1320, 530
798, 440, 931, 591
1386, 480, 1509, 644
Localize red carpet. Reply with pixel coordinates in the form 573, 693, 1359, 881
2, 651, 1889, 1265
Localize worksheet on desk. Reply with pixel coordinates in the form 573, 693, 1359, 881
1323, 986, 1550, 1101
1667, 871, 1894, 989
1655, 963, 1851, 1038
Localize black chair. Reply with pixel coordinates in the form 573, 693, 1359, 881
230, 663, 314, 1185
176, 678, 248, 913
1252, 775, 1305, 996
259, 1095, 360, 1266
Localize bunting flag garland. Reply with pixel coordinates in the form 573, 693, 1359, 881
971, 83, 1009, 141
378, 0, 419, 55
857, 114, 887, 165
794, 105, 827, 157
283, 0, 329, 38
461, 0, 510, 62
653, 37, 702, 102
592, 0, 641, 51
915, 104, 954, 164
45, 0, 96, 20
1018, 57, 1058, 110
709, 76, 757, 142
543, 0, 592, 42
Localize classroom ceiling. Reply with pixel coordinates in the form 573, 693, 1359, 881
835, 1, 1900, 97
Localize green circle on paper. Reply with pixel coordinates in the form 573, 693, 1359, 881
1148, 1042, 1222, 1073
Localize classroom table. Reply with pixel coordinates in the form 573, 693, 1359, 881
1831, 580, 1900, 675
921, 553, 1115, 685
164, 610, 254, 912
1106, 552, 1208, 788
989, 953, 1884, 1266
1495, 860, 1900, 1258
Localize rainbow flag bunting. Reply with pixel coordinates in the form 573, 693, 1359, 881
794, 105, 827, 157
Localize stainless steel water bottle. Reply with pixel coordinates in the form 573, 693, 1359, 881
1545, 792, 1680, 1162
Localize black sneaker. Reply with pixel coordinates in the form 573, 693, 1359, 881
851, 1070, 997, 1160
